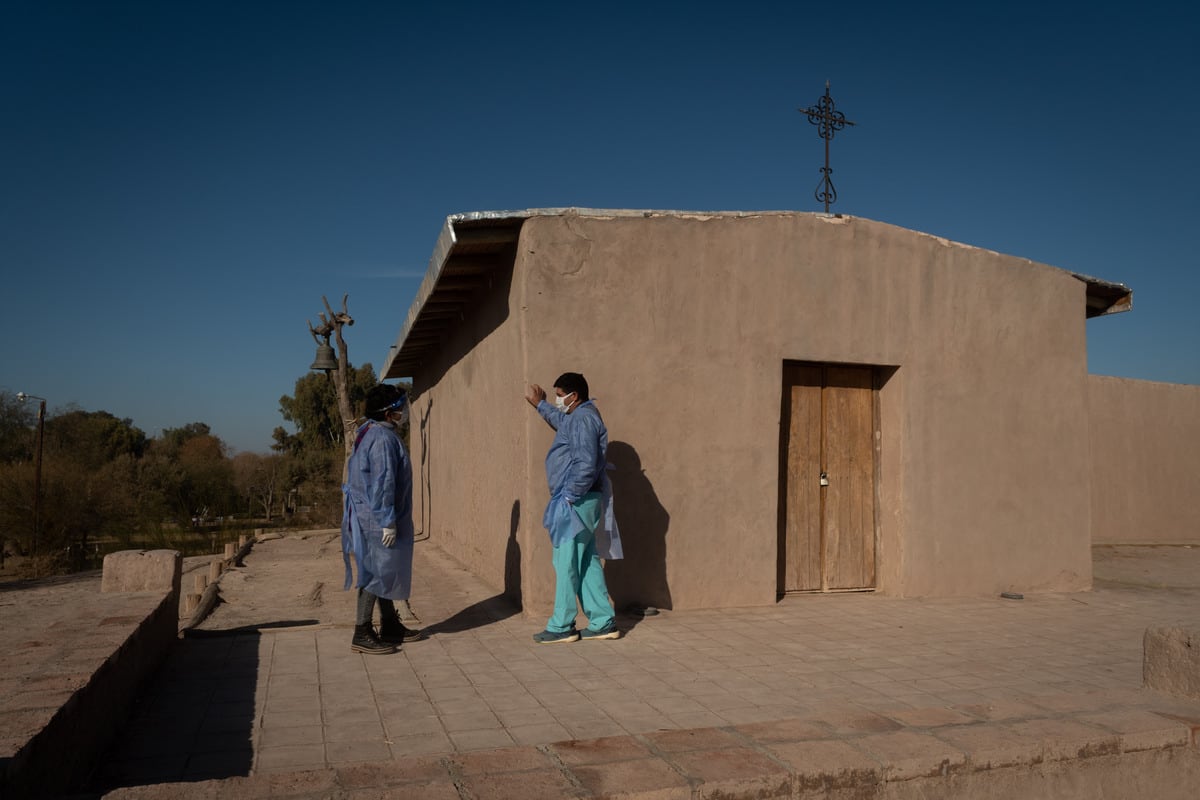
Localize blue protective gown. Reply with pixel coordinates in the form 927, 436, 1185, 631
341, 420, 414, 599
537, 399, 623, 559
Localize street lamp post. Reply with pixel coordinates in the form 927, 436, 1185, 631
16, 392, 46, 569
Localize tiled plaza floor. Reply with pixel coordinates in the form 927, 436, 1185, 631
88, 535, 1200, 794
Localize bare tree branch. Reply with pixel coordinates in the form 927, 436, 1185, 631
308, 295, 357, 478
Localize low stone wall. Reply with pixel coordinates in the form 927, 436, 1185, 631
180, 533, 257, 633
1145, 626, 1200, 699
1, 550, 181, 798
100, 721, 1200, 799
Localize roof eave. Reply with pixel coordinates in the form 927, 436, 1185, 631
381, 210, 1135, 380
1075, 272, 1133, 318
381, 211, 531, 380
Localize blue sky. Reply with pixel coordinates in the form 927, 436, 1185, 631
3, 1, 1197, 454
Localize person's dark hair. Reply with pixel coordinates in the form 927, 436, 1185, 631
553, 372, 589, 402
363, 383, 406, 421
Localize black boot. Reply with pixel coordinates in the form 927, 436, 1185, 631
351, 624, 395, 655
379, 611, 425, 645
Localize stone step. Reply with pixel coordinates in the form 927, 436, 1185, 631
100, 703, 1200, 799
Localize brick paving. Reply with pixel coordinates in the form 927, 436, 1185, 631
75, 534, 1200, 798
4, 533, 1196, 797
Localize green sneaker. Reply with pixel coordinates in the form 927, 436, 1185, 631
532, 627, 580, 644
579, 624, 620, 641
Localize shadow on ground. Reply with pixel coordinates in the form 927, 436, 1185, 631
86, 633, 261, 796
423, 594, 520, 636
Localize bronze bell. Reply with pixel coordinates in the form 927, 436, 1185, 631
310, 342, 338, 371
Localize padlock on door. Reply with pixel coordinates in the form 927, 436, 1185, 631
819, 471, 829, 487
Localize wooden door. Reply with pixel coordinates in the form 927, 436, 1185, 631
779, 363, 877, 593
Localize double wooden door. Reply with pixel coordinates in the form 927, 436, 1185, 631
779, 363, 877, 593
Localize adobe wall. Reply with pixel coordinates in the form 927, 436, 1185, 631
407, 212, 1097, 614
509, 212, 1092, 610
1089, 375, 1200, 544
408, 261, 531, 606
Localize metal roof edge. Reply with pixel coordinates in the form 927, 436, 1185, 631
381, 215, 460, 379
381, 208, 825, 378
447, 207, 831, 222
380, 209, 1134, 377
1071, 271, 1134, 317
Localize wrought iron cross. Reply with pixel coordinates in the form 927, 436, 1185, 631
801, 81, 856, 213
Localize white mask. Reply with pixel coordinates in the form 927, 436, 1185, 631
384, 406, 408, 427
555, 392, 574, 412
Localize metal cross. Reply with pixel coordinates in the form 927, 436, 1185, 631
801, 81, 856, 213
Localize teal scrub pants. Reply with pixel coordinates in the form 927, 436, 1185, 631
547, 493, 615, 633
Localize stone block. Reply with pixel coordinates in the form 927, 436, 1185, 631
855, 730, 969, 780
571, 757, 692, 799
101, 550, 181, 599
1144, 626, 1200, 700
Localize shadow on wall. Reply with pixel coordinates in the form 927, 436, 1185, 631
418, 395, 433, 542
505, 500, 521, 608
604, 440, 672, 611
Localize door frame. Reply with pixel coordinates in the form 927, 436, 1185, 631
776, 360, 886, 597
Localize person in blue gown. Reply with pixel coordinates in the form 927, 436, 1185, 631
342, 383, 423, 654
525, 372, 623, 643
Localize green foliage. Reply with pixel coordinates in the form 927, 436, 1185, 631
273, 365, 417, 527
156, 422, 213, 458
231, 452, 286, 522
276, 364, 378, 454
0, 404, 241, 577
43, 406, 147, 470
0, 360, 411, 577
0, 391, 36, 462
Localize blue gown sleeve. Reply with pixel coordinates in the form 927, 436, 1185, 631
536, 399, 565, 430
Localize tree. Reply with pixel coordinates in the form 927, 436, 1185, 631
275, 364, 376, 525
157, 422, 214, 458
0, 437, 149, 575
232, 452, 285, 522
0, 390, 36, 463
177, 434, 235, 519
43, 407, 147, 470
0, 460, 33, 564
308, 294, 357, 465
0, 403, 151, 572
0, 391, 37, 567
277, 365, 377, 455
0, 395, 253, 578
141, 423, 235, 524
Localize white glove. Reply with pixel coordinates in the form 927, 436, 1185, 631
381, 527, 397, 547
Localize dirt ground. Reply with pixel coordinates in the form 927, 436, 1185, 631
179, 529, 358, 633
